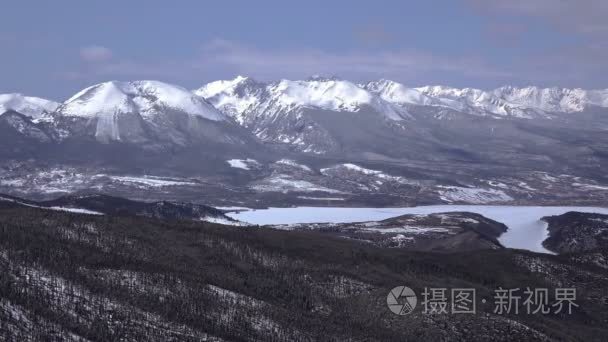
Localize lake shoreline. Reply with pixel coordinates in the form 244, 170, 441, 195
228, 205, 608, 254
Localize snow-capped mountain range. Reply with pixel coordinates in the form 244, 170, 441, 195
1, 76, 608, 151
196, 76, 608, 121
195, 76, 409, 123
3, 77, 608, 124
0, 77, 607, 207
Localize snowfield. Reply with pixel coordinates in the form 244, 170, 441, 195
107, 175, 197, 188
437, 186, 513, 203
227, 205, 608, 254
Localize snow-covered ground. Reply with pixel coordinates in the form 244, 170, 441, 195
250, 176, 344, 194
227, 205, 608, 254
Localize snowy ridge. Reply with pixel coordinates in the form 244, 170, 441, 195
492, 86, 608, 113
364, 80, 608, 117
196, 76, 410, 121
200, 76, 608, 123
0, 93, 59, 120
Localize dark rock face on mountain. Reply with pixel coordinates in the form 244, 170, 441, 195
0, 205, 607, 341
269, 212, 508, 252
0, 111, 53, 157
542, 211, 608, 254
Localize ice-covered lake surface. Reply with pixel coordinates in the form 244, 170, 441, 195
227, 205, 608, 254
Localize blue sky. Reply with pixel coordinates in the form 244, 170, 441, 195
1, 0, 606, 99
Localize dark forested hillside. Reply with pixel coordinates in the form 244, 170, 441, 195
543, 212, 608, 254
1, 206, 608, 341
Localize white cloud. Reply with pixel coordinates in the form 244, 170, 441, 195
191, 39, 510, 82
64, 39, 510, 87
79, 45, 113, 63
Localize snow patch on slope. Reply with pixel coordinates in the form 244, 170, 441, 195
227, 159, 260, 170
251, 176, 344, 194
201, 216, 249, 226
321, 163, 416, 186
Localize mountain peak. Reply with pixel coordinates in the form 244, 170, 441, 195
59, 80, 226, 121
195, 76, 265, 100
269, 78, 374, 112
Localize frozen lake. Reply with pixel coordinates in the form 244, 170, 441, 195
227, 205, 608, 253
